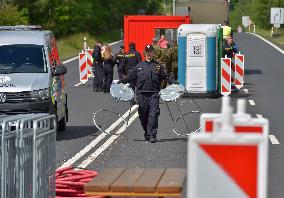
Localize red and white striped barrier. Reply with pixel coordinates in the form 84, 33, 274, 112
79, 52, 88, 84
86, 48, 94, 78
189, 97, 269, 198
221, 57, 231, 96
231, 55, 236, 85
235, 53, 245, 89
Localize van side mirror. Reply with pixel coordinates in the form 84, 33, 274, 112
53, 64, 67, 76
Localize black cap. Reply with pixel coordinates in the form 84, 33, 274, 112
145, 44, 154, 52
119, 45, 125, 50
129, 42, 135, 49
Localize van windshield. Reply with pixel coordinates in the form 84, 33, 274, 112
0, 44, 47, 74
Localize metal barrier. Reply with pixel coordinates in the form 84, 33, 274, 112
0, 114, 56, 198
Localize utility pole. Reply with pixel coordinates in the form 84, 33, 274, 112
164, 0, 166, 14
173, 0, 176, 16
227, 0, 230, 23
1, 0, 6, 8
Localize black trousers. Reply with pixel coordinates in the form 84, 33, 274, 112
93, 63, 104, 89
117, 66, 126, 80
137, 92, 160, 138
103, 68, 113, 92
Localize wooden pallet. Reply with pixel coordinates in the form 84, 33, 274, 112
84, 168, 186, 197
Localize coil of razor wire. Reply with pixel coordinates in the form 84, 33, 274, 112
160, 84, 201, 136
92, 83, 135, 134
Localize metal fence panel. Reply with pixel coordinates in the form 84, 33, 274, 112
1, 114, 27, 198
33, 115, 56, 198
0, 114, 56, 198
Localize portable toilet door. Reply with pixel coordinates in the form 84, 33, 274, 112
186, 33, 207, 92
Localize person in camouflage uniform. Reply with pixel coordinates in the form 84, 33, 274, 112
168, 40, 178, 79
152, 38, 162, 62
159, 44, 171, 88
159, 45, 170, 69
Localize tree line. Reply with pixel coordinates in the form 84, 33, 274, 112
229, 0, 284, 30
0, 0, 163, 37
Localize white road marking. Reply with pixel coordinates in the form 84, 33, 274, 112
63, 56, 79, 64
78, 111, 139, 168
74, 82, 83, 87
244, 89, 249, 93
269, 135, 280, 145
249, 100, 255, 106
59, 105, 138, 168
256, 114, 263, 118
248, 33, 284, 55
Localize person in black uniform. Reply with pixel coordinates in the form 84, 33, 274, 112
120, 44, 177, 143
92, 41, 104, 92
115, 45, 127, 80
102, 45, 116, 93
126, 42, 142, 76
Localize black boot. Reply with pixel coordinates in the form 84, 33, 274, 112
150, 137, 157, 143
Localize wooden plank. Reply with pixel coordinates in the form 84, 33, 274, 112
133, 169, 165, 193
157, 168, 186, 193
84, 168, 125, 192
111, 168, 144, 192
85, 191, 181, 197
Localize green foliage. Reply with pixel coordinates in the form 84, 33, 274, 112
57, 30, 121, 60
0, 4, 29, 25
7, 0, 163, 38
230, 0, 284, 30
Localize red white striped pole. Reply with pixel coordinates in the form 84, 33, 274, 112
235, 53, 245, 89
221, 56, 231, 96
86, 48, 94, 78
79, 51, 88, 84
231, 56, 235, 85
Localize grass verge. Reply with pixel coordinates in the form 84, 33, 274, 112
57, 29, 121, 61
246, 27, 284, 50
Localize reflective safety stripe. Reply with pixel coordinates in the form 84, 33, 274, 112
222, 26, 232, 38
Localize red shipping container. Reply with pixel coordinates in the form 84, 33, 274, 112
124, 15, 191, 58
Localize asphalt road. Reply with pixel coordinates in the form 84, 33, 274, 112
56, 34, 284, 198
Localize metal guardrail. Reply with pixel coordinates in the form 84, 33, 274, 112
0, 114, 56, 198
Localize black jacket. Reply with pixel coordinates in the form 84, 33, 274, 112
125, 60, 176, 93
103, 57, 116, 73
92, 45, 102, 64
115, 52, 127, 70
126, 49, 142, 70
224, 42, 239, 59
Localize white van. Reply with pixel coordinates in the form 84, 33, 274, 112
0, 25, 68, 130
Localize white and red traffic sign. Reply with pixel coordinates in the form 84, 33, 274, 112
235, 53, 245, 89
200, 99, 268, 136
190, 97, 268, 198
188, 132, 268, 198
79, 52, 88, 84
221, 57, 231, 96
201, 116, 268, 135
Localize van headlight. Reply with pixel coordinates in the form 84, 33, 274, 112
31, 88, 49, 100
39, 88, 49, 100
31, 90, 39, 100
